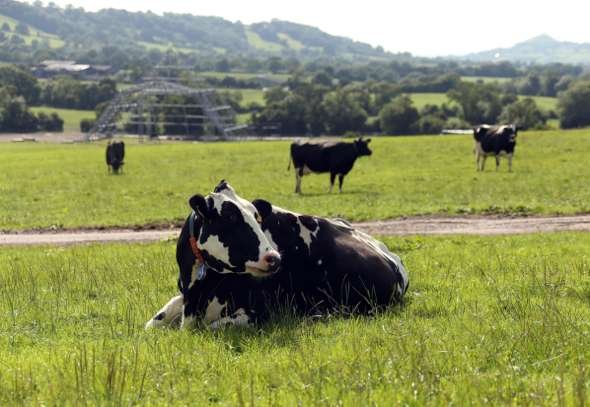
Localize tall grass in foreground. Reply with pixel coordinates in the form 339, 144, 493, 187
0, 233, 589, 404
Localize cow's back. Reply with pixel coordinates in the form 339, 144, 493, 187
313, 219, 408, 307
290, 141, 334, 173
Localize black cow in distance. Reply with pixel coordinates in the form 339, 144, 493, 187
106, 141, 125, 174
473, 125, 517, 172
289, 138, 372, 193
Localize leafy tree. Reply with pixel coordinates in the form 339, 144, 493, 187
0, 65, 40, 104
253, 93, 307, 135
15, 23, 30, 35
379, 95, 419, 135
448, 82, 506, 124
0, 93, 38, 132
558, 81, 590, 128
499, 98, 546, 130
321, 90, 367, 135
1, 23, 11, 32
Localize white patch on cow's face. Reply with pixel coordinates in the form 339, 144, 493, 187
201, 234, 233, 273
145, 295, 184, 330
204, 296, 227, 323
209, 308, 251, 329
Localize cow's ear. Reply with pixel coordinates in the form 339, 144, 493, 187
252, 199, 273, 220
189, 194, 210, 218
214, 179, 229, 193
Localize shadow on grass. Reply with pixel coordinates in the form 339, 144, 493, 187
208, 301, 409, 355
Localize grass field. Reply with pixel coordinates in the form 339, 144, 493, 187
0, 233, 589, 404
519, 95, 559, 112
409, 93, 453, 108
1, 129, 589, 231
409, 92, 558, 113
30, 106, 95, 132
220, 88, 266, 106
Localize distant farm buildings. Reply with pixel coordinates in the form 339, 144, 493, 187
33, 60, 115, 79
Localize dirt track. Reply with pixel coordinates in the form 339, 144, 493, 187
1, 215, 589, 246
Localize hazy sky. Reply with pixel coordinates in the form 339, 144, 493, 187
30, 0, 590, 56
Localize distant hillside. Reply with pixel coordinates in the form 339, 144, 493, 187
462, 35, 590, 65
0, 0, 392, 62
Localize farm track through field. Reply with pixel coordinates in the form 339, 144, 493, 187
1, 215, 589, 246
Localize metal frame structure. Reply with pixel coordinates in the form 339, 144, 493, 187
86, 80, 247, 141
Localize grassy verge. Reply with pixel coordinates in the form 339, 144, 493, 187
1, 129, 589, 231
0, 233, 589, 404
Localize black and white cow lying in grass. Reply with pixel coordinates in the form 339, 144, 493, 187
146, 181, 409, 330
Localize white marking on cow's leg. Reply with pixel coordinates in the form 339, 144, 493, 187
209, 308, 251, 329
508, 153, 513, 172
145, 295, 184, 330
204, 296, 227, 323
481, 155, 487, 171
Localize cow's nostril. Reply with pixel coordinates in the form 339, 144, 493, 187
264, 253, 281, 271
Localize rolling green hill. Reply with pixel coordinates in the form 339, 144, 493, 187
0, 1, 390, 61
462, 34, 590, 65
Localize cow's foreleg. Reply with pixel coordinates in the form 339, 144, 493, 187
338, 174, 345, 192
329, 173, 336, 193
145, 295, 184, 330
495, 155, 500, 171
480, 155, 487, 171
295, 168, 303, 194
508, 153, 513, 172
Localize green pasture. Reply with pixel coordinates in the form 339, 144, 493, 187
0, 233, 589, 404
1, 129, 589, 231
220, 88, 266, 106
30, 106, 95, 132
519, 95, 559, 112
409, 92, 453, 108
409, 92, 558, 113
245, 28, 283, 53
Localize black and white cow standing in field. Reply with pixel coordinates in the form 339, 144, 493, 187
106, 141, 125, 174
145, 181, 409, 330
289, 138, 372, 194
146, 181, 281, 329
473, 124, 518, 172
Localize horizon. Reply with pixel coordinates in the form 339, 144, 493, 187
20, 0, 590, 57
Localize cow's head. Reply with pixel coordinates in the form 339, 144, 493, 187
354, 137, 372, 157
188, 181, 281, 278
502, 124, 518, 143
